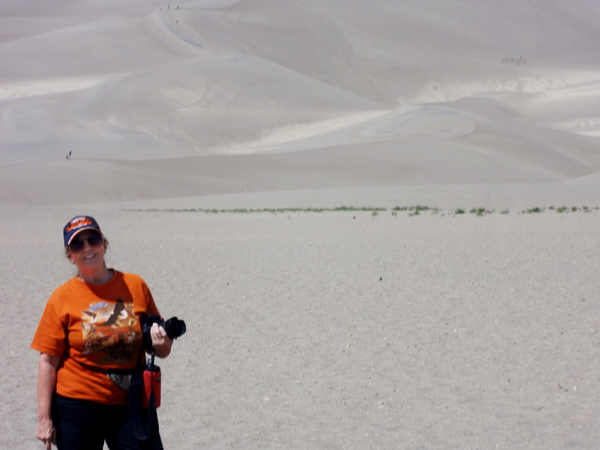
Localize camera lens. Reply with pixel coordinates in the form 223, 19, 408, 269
164, 317, 186, 340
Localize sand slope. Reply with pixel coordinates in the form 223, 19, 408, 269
1, 0, 600, 205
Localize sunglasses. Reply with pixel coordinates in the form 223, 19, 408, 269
69, 233, 104, 253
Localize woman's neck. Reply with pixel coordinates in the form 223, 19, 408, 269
78, 265, 113, 285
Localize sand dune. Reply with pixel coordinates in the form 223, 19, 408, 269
1, 0, 599, 207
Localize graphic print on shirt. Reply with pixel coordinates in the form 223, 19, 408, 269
81, 299, 142, 364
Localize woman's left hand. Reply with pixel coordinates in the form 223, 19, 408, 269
150, 323, 173, 358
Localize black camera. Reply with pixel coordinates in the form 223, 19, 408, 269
140, 315, 186, 352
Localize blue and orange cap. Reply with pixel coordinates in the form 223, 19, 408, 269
63, 216, 102, 246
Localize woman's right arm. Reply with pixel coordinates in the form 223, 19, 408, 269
36, 353, 60, 450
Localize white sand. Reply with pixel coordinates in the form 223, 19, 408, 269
1, 0, 600, 448
1, 0, 600, 203
3, 206, 600, 449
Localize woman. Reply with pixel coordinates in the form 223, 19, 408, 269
32, 216, 173, 450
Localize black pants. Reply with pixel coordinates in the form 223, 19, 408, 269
52, 394, 155, 450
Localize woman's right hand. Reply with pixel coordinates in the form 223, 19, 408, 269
36, 353, 59, 449
36, 416, 56, 449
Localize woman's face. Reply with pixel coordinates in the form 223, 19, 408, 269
68, 230, 106, 271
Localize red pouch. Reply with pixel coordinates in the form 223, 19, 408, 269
142, 364, 161, 409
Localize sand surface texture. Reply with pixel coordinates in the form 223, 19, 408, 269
3, 208, 600, 449
1, 0, 599, 449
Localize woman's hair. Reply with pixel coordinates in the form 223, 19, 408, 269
65, 236, 109, 259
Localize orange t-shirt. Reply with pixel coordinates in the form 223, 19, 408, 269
31, 271, 160, 405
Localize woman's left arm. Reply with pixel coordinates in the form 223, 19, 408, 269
150, 323, 172, 358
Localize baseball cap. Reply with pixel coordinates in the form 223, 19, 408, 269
63, 216, 102, 246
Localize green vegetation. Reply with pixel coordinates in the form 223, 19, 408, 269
392, 205, 440, 216
470, 208, 493, 216
127, 206, 386, 214
125, 205, 599, 216
521, 207, 544, 214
